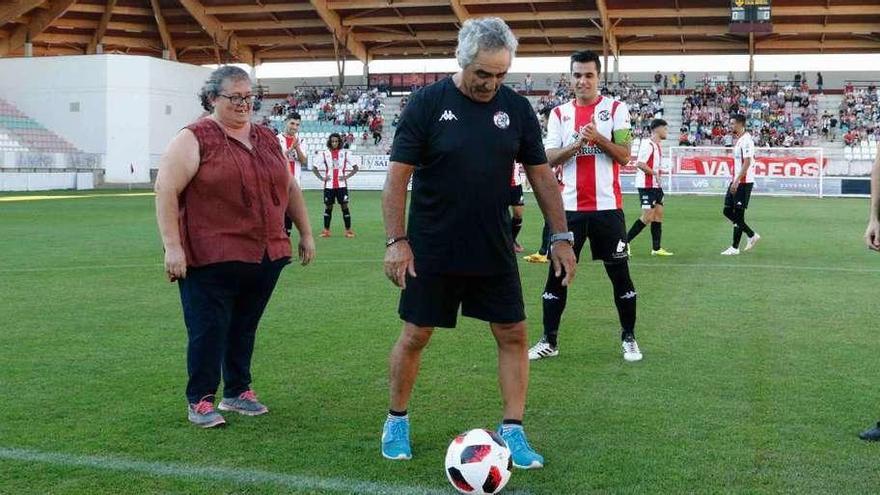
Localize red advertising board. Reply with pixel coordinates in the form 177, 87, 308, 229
675, 155, 827, 178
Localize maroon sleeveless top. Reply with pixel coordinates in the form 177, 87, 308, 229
178, 118, 291, 268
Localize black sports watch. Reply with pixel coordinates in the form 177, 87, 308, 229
549, 232, 575, 247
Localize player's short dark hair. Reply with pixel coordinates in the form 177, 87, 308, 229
650, 118, 668, 130
327, 132, 342, 149
570, 50, 601, 75
286, 111, 301, 122
732, 114, 747, 126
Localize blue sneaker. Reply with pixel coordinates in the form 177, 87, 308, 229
381, 416, 412, 460
498, 425, 544, 469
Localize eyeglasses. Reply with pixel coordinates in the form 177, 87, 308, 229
219, 94, 257, 106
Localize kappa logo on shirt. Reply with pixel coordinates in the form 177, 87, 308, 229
598, 110, 611, 121
439, 110, 458, 122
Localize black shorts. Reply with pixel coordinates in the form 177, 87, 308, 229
724, 182, 754, 209
566, 209, 629, 263
323, 187, 350, 205
509, 185, 525, 206
398, 271, 525, 328
637, 188, 664, 209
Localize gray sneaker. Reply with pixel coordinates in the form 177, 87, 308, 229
218, 390, 268, 416
188, 399, 226, 428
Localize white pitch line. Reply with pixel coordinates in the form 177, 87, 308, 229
627, 261, 880, 274
0, 192, 154, 202
0, 259, 877, 275
0, 446, 459, 495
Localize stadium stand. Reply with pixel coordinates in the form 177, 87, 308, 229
679, 81, 820, 147
0, 98, 81, 155
262, 86, 393, 157
839, 83, 880, 162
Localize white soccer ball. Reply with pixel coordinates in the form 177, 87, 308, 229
444, 428, 512, 494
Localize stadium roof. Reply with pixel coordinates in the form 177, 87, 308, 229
1, 0, 880, 66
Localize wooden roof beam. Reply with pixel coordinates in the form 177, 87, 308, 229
0, 0, 49, 26
177, 0, 254, 65
343, 14, 457, 27
328, 0, 447, 7
0, 0, 76, 56
450, 0, 470, 23
203, 4, 314, 15
149, 0, 176, 60
87, 0, 117, 54
219, 19, 328, 30
235, 34, 338, 46
256, 48, 340, 59
309, 0, 369, 63
595, 0, 618, 58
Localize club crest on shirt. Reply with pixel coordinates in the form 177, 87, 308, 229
598, 110, 611, 121
493, 111, 510, 129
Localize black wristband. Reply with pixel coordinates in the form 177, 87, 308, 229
386, 236, 409, 248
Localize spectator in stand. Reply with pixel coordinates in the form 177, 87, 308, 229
663, 74, 668, 90
794, 72, 802, 86
392, 113, 400, 127
371, 114, 384, 145
816, 72, 823, 93
654, 70, 662, 88
678, 70, 686, 90
524, 73, 533, 93
670, 73, 679, 90
361, 130, 369, 145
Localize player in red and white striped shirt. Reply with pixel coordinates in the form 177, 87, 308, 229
278, 113, 308, 237
528, 50, 643, 363
312, 133, 359, 238
627, 118, 674, 256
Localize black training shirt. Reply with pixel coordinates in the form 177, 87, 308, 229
390, 77, 547, 275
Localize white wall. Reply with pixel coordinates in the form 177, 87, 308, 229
0, 55, 210, 184
0, 56, 108, 154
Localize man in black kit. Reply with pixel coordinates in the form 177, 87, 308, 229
379, 17, 577, 469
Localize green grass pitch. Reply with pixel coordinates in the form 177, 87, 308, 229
0, 189, 878, 494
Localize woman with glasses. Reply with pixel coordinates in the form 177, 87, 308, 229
154, 66, 316, 428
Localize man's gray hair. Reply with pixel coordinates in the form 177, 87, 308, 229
199, 66, 251, 111
455, 17, 518, 69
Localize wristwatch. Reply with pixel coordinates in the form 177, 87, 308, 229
549, 231, 575, 247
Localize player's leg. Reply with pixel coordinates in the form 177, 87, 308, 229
460, 272, 542, 469
721, 189, 740, 255
321, 189, 334, 236
593, 210, 642, 361
530, 213, 587, 359
384, 322, 434, 460
603, 260, 641, 361
219, 256, 285, 416
739, 185, 760, 251
491, 320, 543, 469
340, 189, 355, 237
650, 199, 673, 255
511, 204, 524, 252
627, 188, 652, 243
524, 222, 551, 263
284, 215, 293, 237
384, 273, 459, 460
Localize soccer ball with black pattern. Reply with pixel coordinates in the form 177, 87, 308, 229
444, 428, 513, 494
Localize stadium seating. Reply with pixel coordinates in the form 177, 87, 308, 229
680, 81, 820, 147
261, 86, 392, 157
0, 98, 82, 155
